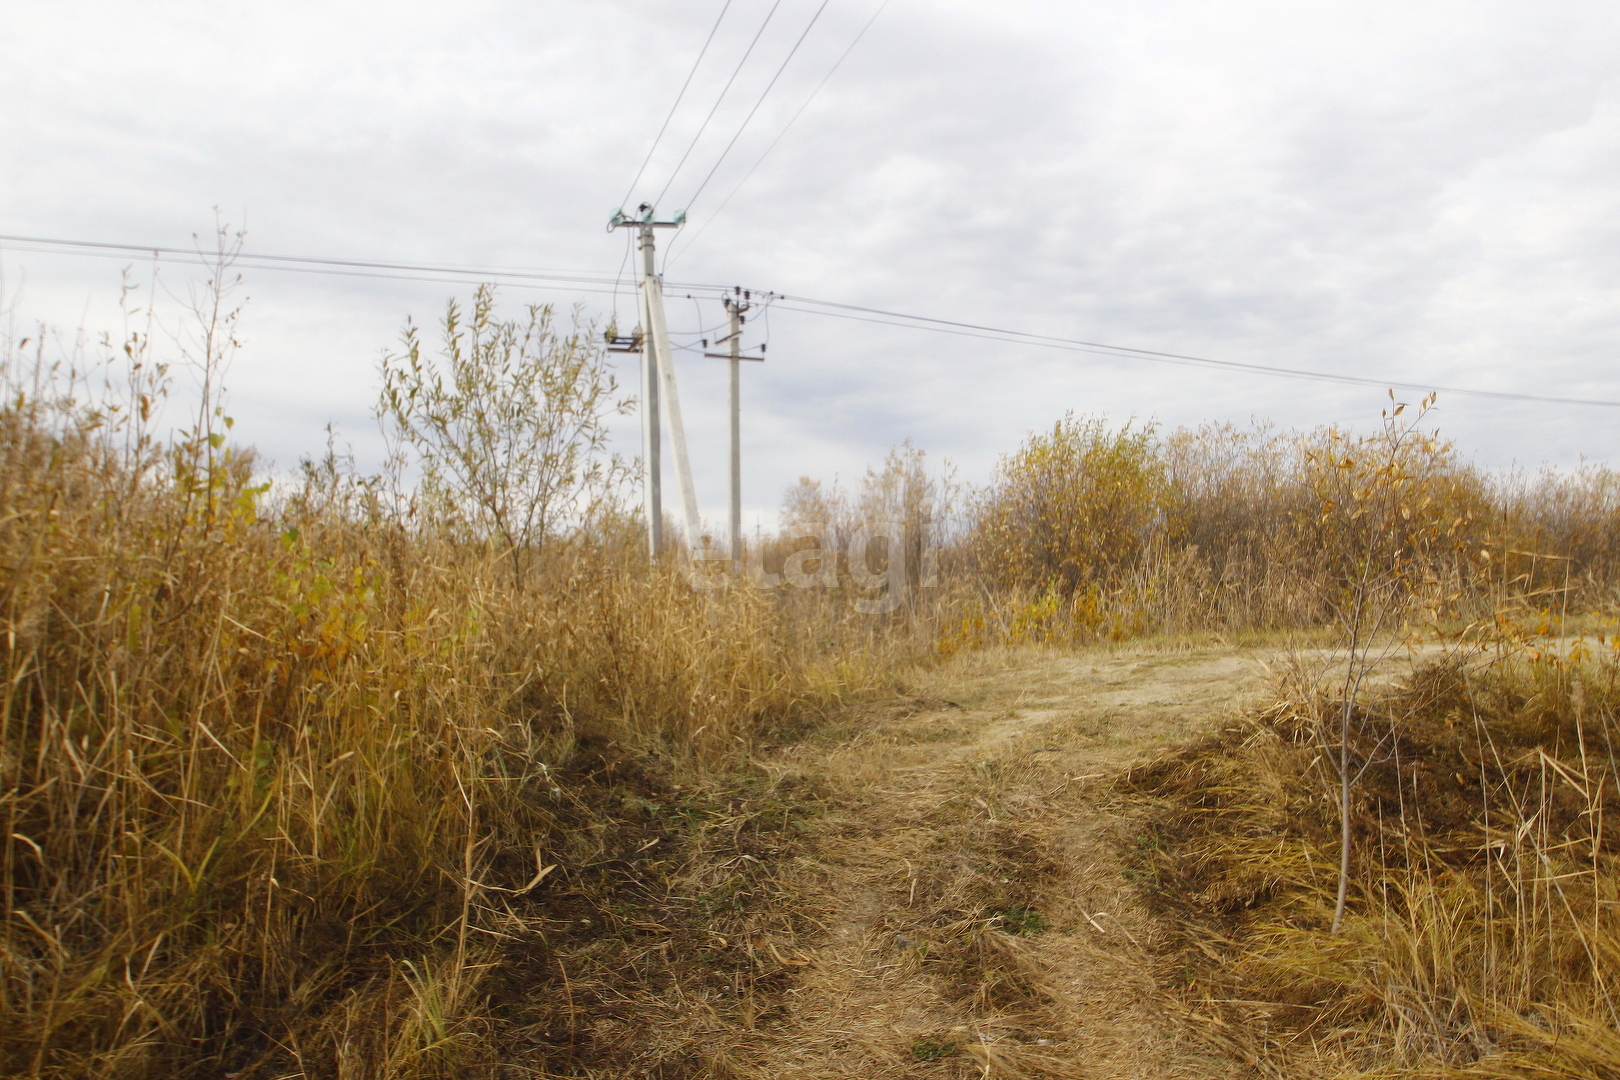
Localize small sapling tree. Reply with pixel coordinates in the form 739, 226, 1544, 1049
1302, 392, 1476, 931
379, 285, 632, 588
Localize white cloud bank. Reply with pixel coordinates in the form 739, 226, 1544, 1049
4, 0, 1618, 525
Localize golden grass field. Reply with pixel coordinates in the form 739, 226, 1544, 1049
4, 295, 1620, 1078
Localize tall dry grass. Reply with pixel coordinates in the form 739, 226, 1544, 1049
0, 346, 908, 1078
946, 414, 1618, 648
8, 259, 1620, 1080
1124, 641, 1620, 1077
1494, 462, 1620, 612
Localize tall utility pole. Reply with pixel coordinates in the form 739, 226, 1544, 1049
705, 289, 766, 573
609, 203, 698, 558
727, 297, 744, 573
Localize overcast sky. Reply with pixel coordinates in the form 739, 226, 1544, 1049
5, 0, 1619, 526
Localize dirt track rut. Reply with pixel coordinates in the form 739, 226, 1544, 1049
734, 643, 1276, 1079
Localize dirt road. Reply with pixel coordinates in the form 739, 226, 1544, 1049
512, 641, 1289, 1078
728, 641, 1276, 1079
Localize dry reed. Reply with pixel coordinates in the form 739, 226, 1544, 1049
0, 352, 915, 1078
9, 278, 1620, 1080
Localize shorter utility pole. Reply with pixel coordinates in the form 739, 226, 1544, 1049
725, 296, 746, 573
705, 288, 765, 574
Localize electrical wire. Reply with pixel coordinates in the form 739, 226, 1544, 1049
652, 0, 783, 211
677, 0, 831, 217
0, 234, 753, 310
7, 232, 1618, 408
611, 229, 634, 328
618, 0, 733, 211
656, 1, 831, 277
675, 291, 735, 337
0, 233, 633, 288
766, 298, 1620, 408
667, 0, 886, 269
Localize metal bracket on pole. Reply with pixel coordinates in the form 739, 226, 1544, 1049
702, 347, 764, 361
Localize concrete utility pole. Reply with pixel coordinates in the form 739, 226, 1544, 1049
727, 298, 743, 573
609, 203, 698, 558
703, 290, 763, 573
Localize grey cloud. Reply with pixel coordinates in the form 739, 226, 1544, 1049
4, 0, 1619, 529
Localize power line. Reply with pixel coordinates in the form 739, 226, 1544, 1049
618, 0, 733, 209
0, 233, 624, 285
667, 0, 889, 269
610, 228, 635, 327
767, 296, 1620, 408
652, 0, 783, 211
0, 233, 740, 300
7, 232, 1619, 408
677, 0, 832, 215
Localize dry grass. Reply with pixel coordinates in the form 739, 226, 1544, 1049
953, 417, 1620, 647
9, 277, 1620, 1080
0, 356, 923, 1079
1122, 641, 1620, 1077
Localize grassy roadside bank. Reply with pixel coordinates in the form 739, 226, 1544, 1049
1124, 642, 1620, 1077
0, 378, 904, 1079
